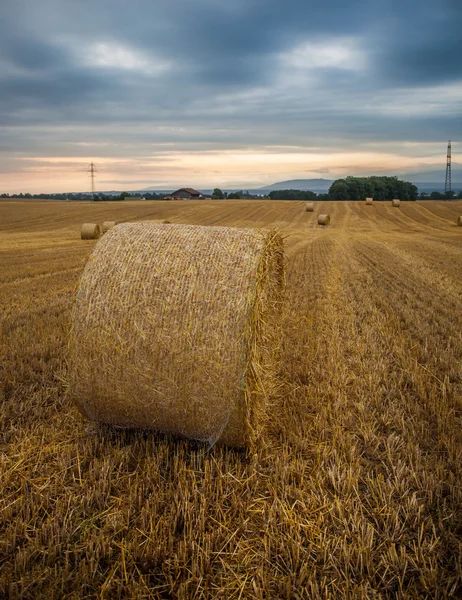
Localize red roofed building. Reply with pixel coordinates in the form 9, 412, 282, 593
170, 187, 203, 199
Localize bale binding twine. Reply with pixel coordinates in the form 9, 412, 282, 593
365, 197, 373, 205
392, 199, 401, 207
68, 222, 284, 448
305, 202, 314, 212
317, 214, 330, 226
102, 221, 117, 233
81, 223, 101, 240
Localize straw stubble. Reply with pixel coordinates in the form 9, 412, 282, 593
68, 222, 284, 448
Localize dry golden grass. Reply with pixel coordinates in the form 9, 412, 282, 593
1, 199, 462, 599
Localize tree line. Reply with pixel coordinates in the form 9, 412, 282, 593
2, 176, 461, 201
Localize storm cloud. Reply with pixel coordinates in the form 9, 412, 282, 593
1, 0, 461, 191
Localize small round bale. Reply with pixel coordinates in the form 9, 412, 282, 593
365, 197, 373, 205
317, 214, 330, 226
102, 221, 117, 233
81, 223, 101, 240
305, 202, 314, 212
68, 223, 284, 448
457, 216, 462, 227
392, 199, 400, 207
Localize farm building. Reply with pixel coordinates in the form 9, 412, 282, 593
170, 188, 204, 199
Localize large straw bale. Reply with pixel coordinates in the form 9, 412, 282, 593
458, 216, 462, 227
68, 223, 284, 448
365, 197, 373, 205
102, 221, 117, 233
81, 223, 101, 240
317, 214, 330, 225
392, 199, 400, 207
305, 202, 314, 212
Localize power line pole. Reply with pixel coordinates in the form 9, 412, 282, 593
444, 141, 451, 197
88, 162, 97, 198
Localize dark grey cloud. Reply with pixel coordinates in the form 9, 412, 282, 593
0, 0, 461, 184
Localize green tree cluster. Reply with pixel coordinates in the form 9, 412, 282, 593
268, 189, 318, 200
328, 176, 418, 201
212, 188, 225, 199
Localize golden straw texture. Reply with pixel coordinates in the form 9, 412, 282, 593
81, 223, 101, 240
68, 223, 284, 448
392, 199, 401, 207
365, 197, 373, 205
317, 214, 330, 225
101, 221, 117, 233
305, 202, 314, 212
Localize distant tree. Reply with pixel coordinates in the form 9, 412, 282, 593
268, 189, 318, 200
458, 190, 462, 199
430, 191, 442, 199
329, 180, 350, 200
228, 191, 241, 199
328, 176, 417, 201
212, 188, 224, 199
119, 191, 130, 200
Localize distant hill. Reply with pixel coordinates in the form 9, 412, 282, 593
254, 179, 333, 192
133, 173, 462, 196
398, 169, 462, 183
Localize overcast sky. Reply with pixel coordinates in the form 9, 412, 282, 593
1, 0, 461, 192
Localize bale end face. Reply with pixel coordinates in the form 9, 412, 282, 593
81, 223, 101, 240
69, 223, 284, 449
365, 198, 373, 205
317, 214, 330, 226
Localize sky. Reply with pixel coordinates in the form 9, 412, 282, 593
1, 0, 461, 193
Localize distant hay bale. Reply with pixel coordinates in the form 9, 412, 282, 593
365, 197, 373, 205
392, 199, 400, 207
305, 202, 314, 212
101, 221, 117, 233
68, 223, 284, 448
81, 223, 101, 240
458, 216, 462, 227
163, 219, 172, 224
317, 214, 330, 226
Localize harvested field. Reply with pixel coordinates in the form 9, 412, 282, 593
1, 199, 462, 599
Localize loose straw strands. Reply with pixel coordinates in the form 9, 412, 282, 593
68, 223, 284, 448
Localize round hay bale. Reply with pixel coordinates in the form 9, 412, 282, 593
81, 223, 101, 240
392, 199, 400, 207
365, 197, 373, 205
163, 219, 172, 224
317, 214, 330, 226
102, 221, 117, 233
305, 202, 314, 212
68, 223, 284, 448
457, 216, 462, 227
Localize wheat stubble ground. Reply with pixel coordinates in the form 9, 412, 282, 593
1, 200, 461, 599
